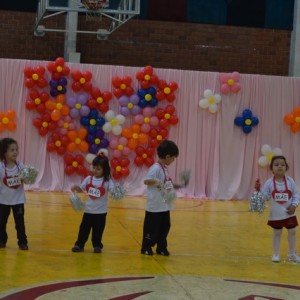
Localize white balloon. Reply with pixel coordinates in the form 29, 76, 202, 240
272, 147, 283, 156
112, 125, 122, 135
209, 104, 218, 113
103, 123, 112, 133
199, 99, 209, 109
261, 144, 271, 156
105, 110, 115, 121
85, 153, 95, 164
214, 94, 221, 103
97, 148, 109, 156
116, 114, 125, 124
258, 156, 268, 167
204, 89, 213, 98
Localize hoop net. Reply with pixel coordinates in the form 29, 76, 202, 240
82, 0, 109, 22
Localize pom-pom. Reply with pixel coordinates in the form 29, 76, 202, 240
20, 165, 39, 184
249, 178, 265, 214
110, 183, 125, 200
179, 169, 191, 187
161, 188, 177, 203
69, 192, 85, 211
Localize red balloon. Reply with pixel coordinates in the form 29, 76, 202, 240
72, 70, 81, 81
141, 81, 150, 90
64, 154, 74, 164
112, 77, 122, 87
110, 158, 120, 168
39, 127, 48, 136
146, 147, 155, 156
55, 57, 65, 66
75, 154, 84, 163
87, 99, 97, 109
35, 65, 45, 76
72, 81, 82, 92
159, 119, 169, 128
36, 104, 46, 114
113, 88, 122, 98
25, 100, 35, 110
120, 158, 130, 167
136, 71, 144, 81
33, 118, 42, 128
145, 157, 154, 167
134, 156, 144, 167
47, 142, 56, 152
65, 165, 74, 175
169, 81, 178, 91
144, 66, 153, 74
165, 105, 176, 114
83, 82, 92, 92
166, 94, 176, 102
156, 91, 165, 101
120, 167, 130, 177
57, 147, 66, 156
24, 67, 33, 77
155, 108, 165, 119
158, 80, 167, 90
135, 146, 145, 156
112, 171, 122, 180
76, 165, 85, 175
169, 115, 179, 125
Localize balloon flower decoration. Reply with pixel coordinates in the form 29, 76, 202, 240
258, 144, 283, 167
234, 109, 259, 134
199, 89, 221, 114
24, 59, 180, 180
284, 106, 300, 133
0, 110, 17, 132
219, 71, 241, 94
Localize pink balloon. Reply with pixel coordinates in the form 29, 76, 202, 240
231, 71, 240, 81
122, 147, 131, 156
109, 139, 119, 149
141, 123, 151, 133
119, 137, 128, 145
143, 107, 153, 117
221, 84, 230, 94
113, 149, 122, 158
219, 73, 229, 82
231, 83, 241, 93
134, 114, 144, 124
150, 116, 159, 126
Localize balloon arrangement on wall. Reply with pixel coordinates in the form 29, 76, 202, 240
0, 110, 17, 132
234, 109, 259, 134
258, 144, 283, 167
24, 59, 179, 180
284, 106, 300, 133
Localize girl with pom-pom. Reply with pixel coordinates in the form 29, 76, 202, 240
261, 155, 300, 263
0, 138, 29, 250
71, 151, 116, 254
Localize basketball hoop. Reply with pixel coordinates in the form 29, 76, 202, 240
82, 0, 109, 22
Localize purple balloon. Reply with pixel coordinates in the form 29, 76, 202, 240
66, 96, 76, 107
131, 105, 141, 115
119, 107, 129, 116
78, 93, 88, 104
80, 106, 90, 116
118, 95, 129, 106
70, 108, 79, 118
130, 94, 139, 104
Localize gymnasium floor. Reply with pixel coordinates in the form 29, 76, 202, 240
0, 192, 299, 299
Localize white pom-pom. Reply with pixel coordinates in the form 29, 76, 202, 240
69, 192, 85, 211
20, 165, 39, 184
110, 183, 126, 200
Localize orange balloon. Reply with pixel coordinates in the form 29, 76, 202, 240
291, 123, 300, 133
6, 110, 16, 119
132, 124, 140, 133
67, 130, 77, 141
0, 124, 4, 131
7, 122, 16, 131
293, 107, 300, 117
61, 106, 70, 116
45, 100, 56, 110
67, 143, 77, 152
127, 138, 137, 149
51, 109, 61, 121
79, 141, 89, 153
78, 127, 87, 139
284, 114, 294, 125
138, 133, 148, 144
122, 128, 132, 138
56, 94, 66, 103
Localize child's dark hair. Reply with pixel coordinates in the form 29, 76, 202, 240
157, 140, 179, 159
92, 154, 111, 181
269, 155, 289, 171
0, 138, 18, 161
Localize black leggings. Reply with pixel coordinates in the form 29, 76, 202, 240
0, 203, 27, 246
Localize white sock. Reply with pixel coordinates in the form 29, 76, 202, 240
273, 229, 282, 256
288, 227, 296, 254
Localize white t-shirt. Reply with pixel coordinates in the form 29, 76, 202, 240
0, 161, 26, 205
80, 175, 114, 214
144, 162, 174, 212
261, 176, 300, 221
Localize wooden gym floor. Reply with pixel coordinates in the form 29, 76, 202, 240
0, 192, 300, 299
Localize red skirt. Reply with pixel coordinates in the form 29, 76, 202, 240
268, 216, 298, 229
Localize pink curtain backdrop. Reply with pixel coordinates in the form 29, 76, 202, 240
1, 58, 300, 200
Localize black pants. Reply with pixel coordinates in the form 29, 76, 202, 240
141, 211, 171, 251
0, 203, 28, 246
75, 212, 107, 249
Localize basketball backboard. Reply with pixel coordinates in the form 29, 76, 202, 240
35, 0, 140, 39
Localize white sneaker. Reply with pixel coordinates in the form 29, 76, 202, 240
272, 254, 280, 262
288, 253, 300, 263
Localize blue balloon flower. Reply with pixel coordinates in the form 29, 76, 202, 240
234, 109, 259, 134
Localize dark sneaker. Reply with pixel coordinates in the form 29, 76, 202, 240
141, 248, 153, 255
94, 247, 102, 253
0, 243, 6, 248
72, 245, 84, 252
156, 249, 170, 256
19, 244, 29, 250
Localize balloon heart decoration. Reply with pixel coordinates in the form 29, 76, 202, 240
24, 59, 180, 180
